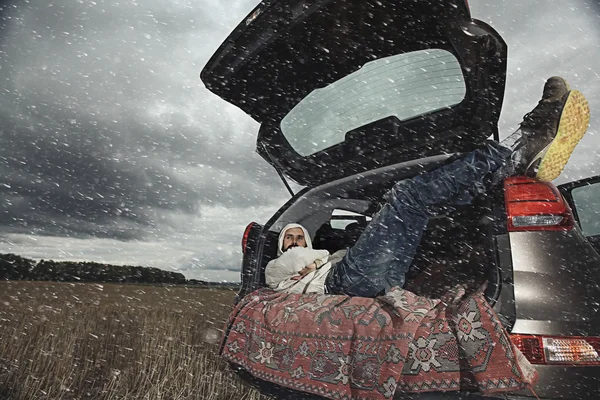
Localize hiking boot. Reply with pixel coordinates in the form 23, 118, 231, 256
516, 77, 590, 181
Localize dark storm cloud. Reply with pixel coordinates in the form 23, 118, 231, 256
0, 110, 199, 239
1, 0, 599, 281
0, 0, 286, 240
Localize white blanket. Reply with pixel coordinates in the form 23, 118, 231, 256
265, 247, 346, 294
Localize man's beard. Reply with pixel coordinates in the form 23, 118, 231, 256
283, 244, 299, 252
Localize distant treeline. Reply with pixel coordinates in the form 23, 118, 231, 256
0, 253, 238, 286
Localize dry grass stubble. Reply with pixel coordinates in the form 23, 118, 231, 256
0, 281, 270, 399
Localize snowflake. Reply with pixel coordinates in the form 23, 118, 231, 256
455, 311, 486, 342
408, 337, 442, 372
334, 356, 350, 385
254, 341, 274, 365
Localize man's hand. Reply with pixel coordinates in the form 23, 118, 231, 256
290, 262, 317, 281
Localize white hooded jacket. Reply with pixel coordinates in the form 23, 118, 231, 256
265, 223, 346, 294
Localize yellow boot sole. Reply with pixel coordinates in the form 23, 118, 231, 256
536, 89, 590, 181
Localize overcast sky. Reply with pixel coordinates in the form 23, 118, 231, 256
1, 0, 599, 282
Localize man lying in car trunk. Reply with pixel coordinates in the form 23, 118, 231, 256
266, 76, 590, 298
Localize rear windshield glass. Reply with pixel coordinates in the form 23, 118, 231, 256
280, 49, 466, 157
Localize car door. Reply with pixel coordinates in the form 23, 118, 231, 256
560, 175, 600, 254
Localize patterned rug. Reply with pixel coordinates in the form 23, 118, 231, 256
220, 286, 537, 400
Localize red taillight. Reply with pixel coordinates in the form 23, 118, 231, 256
504, 176, 574, 232
511, 334, 600, 366
242, 222, 256, 254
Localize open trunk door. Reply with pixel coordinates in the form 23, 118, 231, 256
201, 0, 507, 187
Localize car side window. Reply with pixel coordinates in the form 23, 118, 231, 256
330, 209, 371, 230
313, 209, 372, 252
571, 183, 600, 237
330, 218, 361, 230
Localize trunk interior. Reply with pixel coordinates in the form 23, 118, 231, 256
406, 200, 499, 301
257, 194, 501, 305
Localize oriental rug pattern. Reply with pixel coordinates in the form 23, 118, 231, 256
220, 286, 537, 400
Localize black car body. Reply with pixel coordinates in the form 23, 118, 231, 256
201, 0, 600, 398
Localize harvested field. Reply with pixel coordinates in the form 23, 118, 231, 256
0, 281, 270, 399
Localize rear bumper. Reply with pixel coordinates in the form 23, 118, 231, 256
394, 393, 534, 399
233, 361, 599, 400
391, 365, 600, 399
508, 364, 600, 399
233, 363, 544, 400
394, 394, 543, 399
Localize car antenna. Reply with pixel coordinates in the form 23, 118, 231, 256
259, 142, 294, 197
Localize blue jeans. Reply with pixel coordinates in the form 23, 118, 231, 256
325, 141, 513, 298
